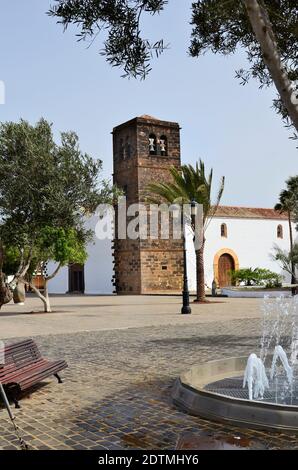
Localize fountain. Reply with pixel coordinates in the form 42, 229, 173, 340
243, 353, 269, 401
270, 345, 293, 385
172, 295, 298, 432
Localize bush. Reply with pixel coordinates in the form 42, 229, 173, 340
230, 268, 283, 288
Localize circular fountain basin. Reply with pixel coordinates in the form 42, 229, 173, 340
172, 356, 298, 433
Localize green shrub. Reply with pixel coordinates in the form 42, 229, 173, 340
230, 268, 283, 288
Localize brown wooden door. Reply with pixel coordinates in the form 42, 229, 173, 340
69, 264, 85, 293
218, 254, 235, 287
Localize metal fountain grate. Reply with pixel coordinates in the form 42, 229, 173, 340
204, 376, 298, 405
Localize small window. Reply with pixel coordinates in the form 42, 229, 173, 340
221, 223, 227, 238
277, 224, 283, 239
159, 135, 168, 156
149, 134, 157, 155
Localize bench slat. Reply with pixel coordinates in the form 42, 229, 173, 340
18, 362, 67, 390
2, 360, 64, 383
1, 359, 48, 383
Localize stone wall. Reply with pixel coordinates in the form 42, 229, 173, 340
113, 116, 183, 294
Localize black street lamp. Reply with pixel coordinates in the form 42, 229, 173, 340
181, 200, 197, 314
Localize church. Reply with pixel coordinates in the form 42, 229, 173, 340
48, 115, 295, 295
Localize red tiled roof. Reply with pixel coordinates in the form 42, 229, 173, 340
214, 206, 288, 220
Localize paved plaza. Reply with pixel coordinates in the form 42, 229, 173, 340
0, 295, 297, 450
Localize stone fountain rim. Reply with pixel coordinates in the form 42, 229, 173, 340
179, 355, 298, 410
172, 355, 298, 433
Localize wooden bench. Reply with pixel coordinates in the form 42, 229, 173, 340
0, 339, 68, 407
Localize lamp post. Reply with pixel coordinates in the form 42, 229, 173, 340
181, 200, 197, 314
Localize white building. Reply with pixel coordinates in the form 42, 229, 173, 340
48, 206, 296, 295
48, 116, 296, 296
187, 206, 295, 291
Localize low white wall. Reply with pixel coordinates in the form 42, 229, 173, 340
222, 288, 292, 298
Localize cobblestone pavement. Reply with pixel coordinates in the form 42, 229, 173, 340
1, 317, 298, 450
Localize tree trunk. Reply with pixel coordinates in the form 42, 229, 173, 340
26, 263, 61, 313
0, 273, 13, 310
28, 280, 52, 313
243, 0, 298, 132
0, 244, 12, 310
13, 282, 26, 304
43, 281, 51, 313
195, 238, 206, 302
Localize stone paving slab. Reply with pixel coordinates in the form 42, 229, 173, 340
1, 316, 298, 450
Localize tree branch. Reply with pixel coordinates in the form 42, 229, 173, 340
14, 248, 25, 279
243, 0, 298, 132
25, 279, 47, 303
11, 242, 35, 286
46, 262, 62, 281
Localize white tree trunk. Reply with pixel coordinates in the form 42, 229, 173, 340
27, 263, 61, 313
28, 280, 52, 313
43, 280, 52, 313
243, 0, 298, 132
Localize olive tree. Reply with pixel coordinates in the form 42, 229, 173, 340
0, 118, 117, 312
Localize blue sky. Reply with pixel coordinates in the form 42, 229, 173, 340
0, 0, 297, 207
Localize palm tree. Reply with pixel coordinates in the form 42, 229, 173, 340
147, 161, 225, 302
275, 188, 297, 294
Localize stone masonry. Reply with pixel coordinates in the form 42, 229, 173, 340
112, 115, 183, 294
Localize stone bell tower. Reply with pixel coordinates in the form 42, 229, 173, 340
112, 115, 183, 294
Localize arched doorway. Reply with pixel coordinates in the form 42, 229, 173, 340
69, 264, 85, 293
218, 254, 235, 287
213, 248, 239, 288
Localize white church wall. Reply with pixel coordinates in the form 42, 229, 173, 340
48, 214, 114, 295
84, 214, 114, 295
202, 217, 294, 288
48, 264, 68, 294
185, 223, 197, 292
48, 214, 296, 295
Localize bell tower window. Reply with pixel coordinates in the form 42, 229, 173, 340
159, 136, 168, 156
149, 134, 157, 155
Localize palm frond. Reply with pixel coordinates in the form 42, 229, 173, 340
205, 176, 225, 230
146, 161, 225, 234
146, 181, 179, 204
